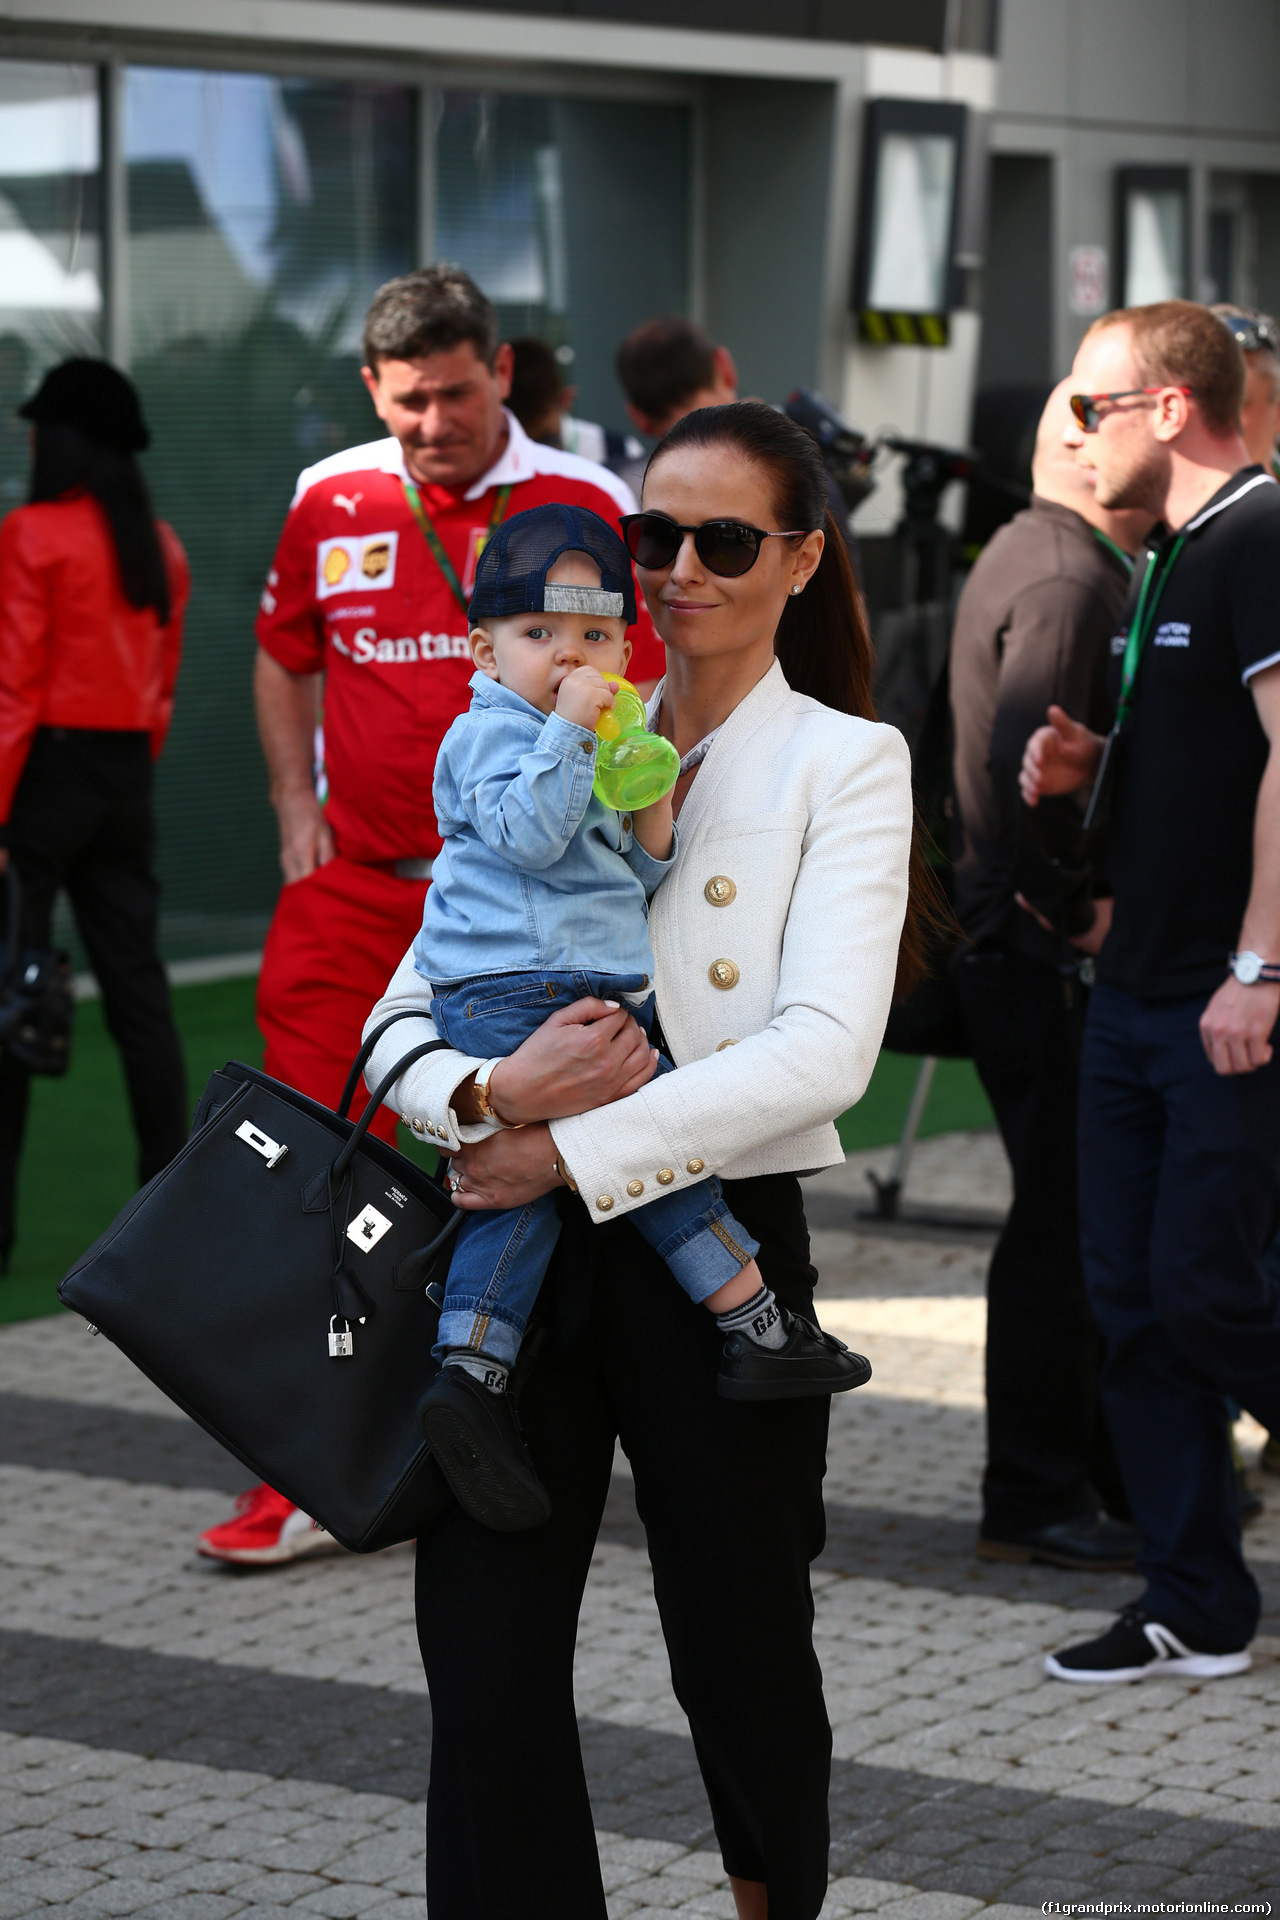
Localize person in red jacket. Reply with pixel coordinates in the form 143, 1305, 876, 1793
198, 265, 663, 1566
0, 358, 189, 1265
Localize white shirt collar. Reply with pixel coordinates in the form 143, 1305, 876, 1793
463, 408, 536, 501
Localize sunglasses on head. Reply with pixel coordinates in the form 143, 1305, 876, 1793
619, 511, 807, 579
1068, 386, 1195, 432
1217, 308, 1279, 355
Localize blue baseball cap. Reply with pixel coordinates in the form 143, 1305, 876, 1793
469, 502, 637, 626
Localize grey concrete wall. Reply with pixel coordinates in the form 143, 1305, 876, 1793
702, 75, 837, 405
987, 0, 1280, 380
554, 97, 692, 427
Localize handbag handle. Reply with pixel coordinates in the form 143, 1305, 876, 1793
332, 1036, 454, 1185
326, 1034, 460, 1325
337, 1007, 432, 1119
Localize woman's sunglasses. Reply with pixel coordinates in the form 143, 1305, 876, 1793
619, 512, 806, 579
1069, 386, 1194, 432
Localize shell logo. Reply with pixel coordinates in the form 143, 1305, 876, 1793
317, 529, 398, 599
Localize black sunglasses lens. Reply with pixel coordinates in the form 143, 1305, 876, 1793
626, 515, 681, 570
694, 522, 761, 577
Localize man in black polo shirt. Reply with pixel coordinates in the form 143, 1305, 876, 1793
1022, 299, 1280, 1683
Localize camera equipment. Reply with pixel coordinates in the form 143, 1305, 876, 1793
0, 868, 72, 1077
882, 435, 978, 514
784, 389, 877, 511
859, 433, 1008, 1235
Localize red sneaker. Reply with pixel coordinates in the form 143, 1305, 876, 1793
196, 1484, 341, 1565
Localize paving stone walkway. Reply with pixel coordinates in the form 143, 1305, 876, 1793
2, 1131, 1278, 1916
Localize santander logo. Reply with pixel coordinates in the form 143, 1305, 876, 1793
331, 627, 472, 664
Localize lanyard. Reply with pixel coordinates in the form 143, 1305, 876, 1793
1082, 533, 1185, 831
1115, 535, 1184, 729
402, 480, 512, 615
1090, 527, 1135, 576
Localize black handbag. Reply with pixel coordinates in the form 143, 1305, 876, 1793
0, 867, 73, 1075
58, 1013, 463, 1552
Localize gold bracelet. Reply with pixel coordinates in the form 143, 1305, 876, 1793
473, 1058, 526, 1128
553, 1151, 578, 1193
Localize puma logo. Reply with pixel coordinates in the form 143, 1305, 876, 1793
334, 492, 363, 518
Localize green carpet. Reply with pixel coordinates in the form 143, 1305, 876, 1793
0, 977, 993, 1325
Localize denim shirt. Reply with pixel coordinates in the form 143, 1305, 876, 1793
414, 673, 676, 987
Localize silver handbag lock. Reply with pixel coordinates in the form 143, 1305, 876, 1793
328, 1315, 354, 1359
235, 1119, 288, 1168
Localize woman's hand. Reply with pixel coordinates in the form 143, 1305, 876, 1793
484, 997, 657, 1125
447, 1123, 560, 1210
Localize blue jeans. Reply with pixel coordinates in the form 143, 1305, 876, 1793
1079, 983, 1280, 1648
430, 968, 760, 1367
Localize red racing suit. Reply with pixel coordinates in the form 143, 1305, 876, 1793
255, 409, 660, 1137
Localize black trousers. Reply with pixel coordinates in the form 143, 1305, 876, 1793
1081, 985, 1280, 1648
0, 728, 187, 1249
957, 945, 1124, 1537
415, 1173, 832, 1920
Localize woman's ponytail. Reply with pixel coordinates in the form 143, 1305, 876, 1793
30, 422, 171, 626
773, 505, 875, 721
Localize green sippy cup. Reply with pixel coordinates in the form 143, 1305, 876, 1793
593, 674, 680, 812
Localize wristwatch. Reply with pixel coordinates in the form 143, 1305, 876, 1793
1229, 950, 1280, 985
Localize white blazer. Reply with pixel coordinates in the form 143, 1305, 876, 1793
363, 659, 912, 1223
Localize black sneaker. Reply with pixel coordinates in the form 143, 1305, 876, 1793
1045, 1604, 1251, 1684
418, 1367, 551, 1533
717, 1310, 872, 1402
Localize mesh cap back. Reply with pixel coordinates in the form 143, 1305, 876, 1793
469, 502, 637, 625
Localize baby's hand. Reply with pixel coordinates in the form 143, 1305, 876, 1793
631, 791, 674, 861
556, 666, 615, 731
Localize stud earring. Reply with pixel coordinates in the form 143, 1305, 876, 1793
791, 585, 802, 595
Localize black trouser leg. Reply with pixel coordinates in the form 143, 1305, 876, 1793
415, 1296, 617, 1920
0, 757, 66, 1259
958, 946, 1115, 1537
64, 800, 187, 1183
615, 1175, 831, 1919
415, 1176, 833, 1920
1081, 986, 1280, 1648
7, 729, 187, 1196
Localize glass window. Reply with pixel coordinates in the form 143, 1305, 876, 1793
433, 89, 690, 427
1124, 188, 1187, 305
866, 132, 957, 313
124, 68, 416, 957
0, 61, 100, 511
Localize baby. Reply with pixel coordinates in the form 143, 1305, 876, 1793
413, 503, 862, 1532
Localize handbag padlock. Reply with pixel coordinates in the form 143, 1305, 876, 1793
328, 1315, 355, 1359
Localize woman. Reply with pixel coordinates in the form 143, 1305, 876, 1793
364, 402, 923, 1919
0, 359, 189, 1264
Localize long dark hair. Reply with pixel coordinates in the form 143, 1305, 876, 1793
30, 422, 171, 625
647, 401, 941, 996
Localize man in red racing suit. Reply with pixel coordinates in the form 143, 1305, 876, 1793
198, 266, 662, 1565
